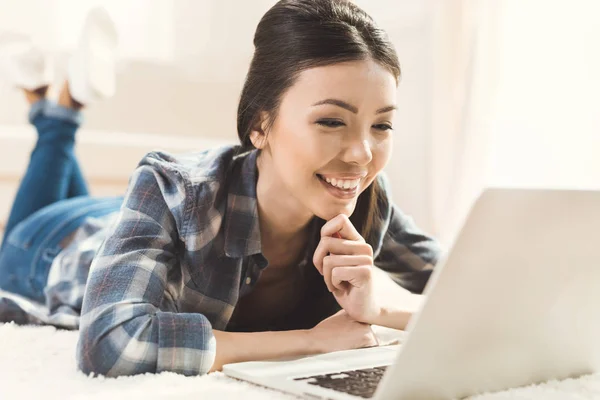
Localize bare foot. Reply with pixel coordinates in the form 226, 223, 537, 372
23, 86, 48, 105
57, 80, 83, 110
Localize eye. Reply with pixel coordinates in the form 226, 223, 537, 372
316, 119, 346, 128
373, 124, 393, 132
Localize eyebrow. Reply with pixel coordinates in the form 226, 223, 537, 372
311, 98, 397, 114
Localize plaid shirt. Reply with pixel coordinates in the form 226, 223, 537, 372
2, 145, 441, 377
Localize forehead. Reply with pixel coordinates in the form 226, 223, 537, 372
283, 59, 398, 110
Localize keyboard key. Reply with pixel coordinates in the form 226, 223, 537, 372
294, 366, 389, 398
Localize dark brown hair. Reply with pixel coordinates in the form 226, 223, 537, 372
237, 0, 401, 242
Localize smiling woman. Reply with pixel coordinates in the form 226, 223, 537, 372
0, 0, 441, 379
247, 60, 397, 240
237, 6, 402, 243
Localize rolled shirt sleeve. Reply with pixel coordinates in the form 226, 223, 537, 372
76, 160, 217, 377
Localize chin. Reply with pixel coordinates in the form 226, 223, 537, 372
312, 201, 357, 222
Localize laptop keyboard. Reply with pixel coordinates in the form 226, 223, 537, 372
294, 366, 389, 398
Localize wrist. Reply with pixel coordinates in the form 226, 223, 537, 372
304, 328, 325, 355
375, 305, 411, 330
354, 305, 384, 326
368, 296, 422, 330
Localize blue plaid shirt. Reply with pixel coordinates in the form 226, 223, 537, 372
1, 145, 441, 377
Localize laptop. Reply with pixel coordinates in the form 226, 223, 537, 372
223, 188, 600, 399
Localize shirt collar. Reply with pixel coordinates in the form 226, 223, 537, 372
222, 148, 324, 270
223, 149, 264, 260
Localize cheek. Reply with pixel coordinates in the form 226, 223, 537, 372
276, 127, 338, 178
269, 124, 324, 187
359, 137, 392, 192
369, 136, 393, 172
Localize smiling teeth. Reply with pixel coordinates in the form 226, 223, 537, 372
323, 176, 360, 190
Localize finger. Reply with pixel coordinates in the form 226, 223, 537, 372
331, 266, 372, 290
327, 255, 373, 268
321, 214, 362, 241
322, 255, 334, 292
313, 236, 333, 274
323, 256, 372, 291
313, 238, 373, 273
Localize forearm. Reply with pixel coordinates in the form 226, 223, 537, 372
372, 296, 421, 330
210, 329, 316, 372
367, 267, 424, 330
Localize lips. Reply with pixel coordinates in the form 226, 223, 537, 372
318, 175, 361, 190
317, 174, 360, 199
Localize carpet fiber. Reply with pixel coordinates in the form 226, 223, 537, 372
1, 322, 600, 400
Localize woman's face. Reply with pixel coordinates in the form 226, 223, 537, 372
256, 59, 397, 222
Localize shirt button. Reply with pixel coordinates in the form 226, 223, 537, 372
245, 277, 252, 285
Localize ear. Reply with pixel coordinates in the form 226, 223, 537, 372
249, 111, 270, 150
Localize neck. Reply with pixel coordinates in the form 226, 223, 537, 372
255, 154, 314, 266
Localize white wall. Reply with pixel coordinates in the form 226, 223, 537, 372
0, 0, 437, 232
486, 0, 600, 190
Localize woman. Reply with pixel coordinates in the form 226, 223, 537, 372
0, 0, 441, 378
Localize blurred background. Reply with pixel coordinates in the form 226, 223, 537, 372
0, 0, 599, 246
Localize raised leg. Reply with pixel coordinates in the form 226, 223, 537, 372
2, 84, 85, 244
66, 157, 90, 199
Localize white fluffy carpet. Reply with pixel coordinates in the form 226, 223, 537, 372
2, 322, 600, 400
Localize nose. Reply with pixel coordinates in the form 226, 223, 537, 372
341, 134, 373, 166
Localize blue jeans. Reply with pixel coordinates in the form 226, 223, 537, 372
0, 100, 123, 303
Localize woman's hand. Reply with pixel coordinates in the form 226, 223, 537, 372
309, 310, 378, 353
312, 214, 382, 324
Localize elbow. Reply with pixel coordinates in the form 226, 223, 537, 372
76, 311, 217, 378
76, 320, 156, 378
76, 331, 114, 377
